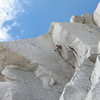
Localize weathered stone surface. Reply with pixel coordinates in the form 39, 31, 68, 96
0, 2, 100, 100
85, 55, 100, 100
70, 13, 95, 26
50, 17, 100, 100
60, 59, 94, 100
34, 64, 55, 89
0, 33, 75, 100
94, 2, 100, 28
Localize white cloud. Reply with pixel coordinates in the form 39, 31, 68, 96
0, 26, 11, 41
0, 0, 26, 42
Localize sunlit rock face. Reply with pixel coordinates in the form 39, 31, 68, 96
85, 55, 100, 100
0, 33, 75, 100
0, 2, 100, 100
57, 12, 100, 100
70, 13, 95, 26
94, 2, 100, 28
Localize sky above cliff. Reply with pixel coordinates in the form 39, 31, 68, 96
0, 0, 99, 42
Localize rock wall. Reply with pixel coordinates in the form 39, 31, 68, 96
0, 2, 100, 100
94, 2, 100, 28
85, 55, 100, 100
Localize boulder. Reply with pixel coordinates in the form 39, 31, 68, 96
94, 2, 100, 27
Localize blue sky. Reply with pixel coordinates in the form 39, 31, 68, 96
0, 0, 100, 41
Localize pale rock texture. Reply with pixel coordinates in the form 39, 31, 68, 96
70, 15, 85, 23
85, 55, 100, 100
94, 2, 100, 27
70, 13, 95, 26
0, 33, 75, 100
60, 59, 94, 100
0, 2, 100, 100
34, 64, 55, 89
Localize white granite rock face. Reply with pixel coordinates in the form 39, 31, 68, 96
0, 33, 75, 100
60, 59, 94, 100
34, 64, 55, 89
94, 2, 100, 27
0, 2, 100, 100
70, 13, 95, 26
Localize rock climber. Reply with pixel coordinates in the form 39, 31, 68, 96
54, 45, 62, 52
54, 44, 63, 58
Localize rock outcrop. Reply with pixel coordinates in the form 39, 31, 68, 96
94, 2, 100, 28
85, 55, 100, 100
0, 2, 100, 100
